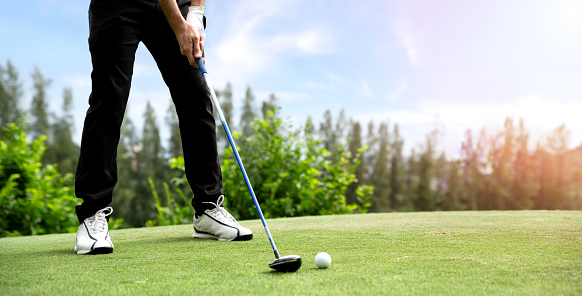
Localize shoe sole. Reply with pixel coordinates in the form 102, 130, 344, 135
193, 233, 253, 241
76, 247, 114, 255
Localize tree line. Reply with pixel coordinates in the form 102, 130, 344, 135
345, 117, 581, 212
1, 60, 581, 230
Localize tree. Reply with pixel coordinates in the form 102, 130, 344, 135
239, 86, 257, 137
165, 102, 182, 158
489, 117, 515, 210
433, 151, 448, 210
112, 106, 142, 227
389, 124, 405, 210
369, 122, 390, 211
403, 148, 417, 211
42, 88, 80, 174
346, 121, 365, 205
29, 68, 51, 139
335, 110, 347, 145
318, 109, 346, 155
304, 116, 315, 135
364, 121, 377, 182
216, 82, 234, 149
444, 160, 463, 210
128, 102, 165, 226
511, 118, 537, 210
0, 60, 23, 131
219, 82, 234, 126
319, 110, 338, 154
538, 124, 570, 209
458, 129, 482, 210
461, 130, 476, 209
414, 130, 437, 211
141, 102, 164, 175
261, 94, 277, 119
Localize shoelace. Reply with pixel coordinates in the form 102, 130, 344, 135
202, 195, 240, 225
89, 207, 113, 233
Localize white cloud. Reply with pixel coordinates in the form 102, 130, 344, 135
301, 81, 332, 90
208, 0, 335, 91
258, 91, 309, 103
38, 0, 88, 16
394, 21, 420, 66
352, 95, 582, 157
133, 61, 158, 78
318, 68, 378, 98
352, 109, 432, 126
387, 80, 406, 102
209, 1, 290, 83
267, 28, 334, 55
418, 95, 582, 131
357, 81, 373, 98
63, 74, 91, 88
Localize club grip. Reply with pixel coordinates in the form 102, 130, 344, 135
196, 58, 207, 74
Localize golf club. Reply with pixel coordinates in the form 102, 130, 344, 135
196, 58, 302, 273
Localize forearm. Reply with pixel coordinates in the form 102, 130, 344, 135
191, 0, 204, 6
157, 0, 188, 33
157, 0, 205, 64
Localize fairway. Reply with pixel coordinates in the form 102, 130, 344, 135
1, 211, 581, 295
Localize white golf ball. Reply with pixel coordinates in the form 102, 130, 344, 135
314, 252, 331, 269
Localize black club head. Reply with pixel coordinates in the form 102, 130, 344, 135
269, 255, 302, 272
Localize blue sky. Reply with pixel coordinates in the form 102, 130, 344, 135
1, 0, 581, 157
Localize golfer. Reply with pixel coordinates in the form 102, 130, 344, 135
74, 0, 252, 255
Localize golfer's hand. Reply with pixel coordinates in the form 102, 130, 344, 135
185, 6, 206, 65
157, 0, 204, 65
176, 23, 204, 65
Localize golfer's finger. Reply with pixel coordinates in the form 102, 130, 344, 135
193, 48, 202, 59
186, 53, 195, 65
193, 37, 202, 59
181, 43, 195, 65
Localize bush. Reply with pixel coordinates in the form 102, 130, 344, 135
150, 108, 372, 224
0, 122, 78, 236
145, 176, 193, 227
221, 110, 368, 219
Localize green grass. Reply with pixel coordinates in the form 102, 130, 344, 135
1, 211, 581, 295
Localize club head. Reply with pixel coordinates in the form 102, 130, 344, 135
269, 255, 302, 272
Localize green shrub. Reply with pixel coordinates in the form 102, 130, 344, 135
145, 176, 193, 227
220, 109, 372, 219
149, 108, 372, 225
0, 122, 78, 236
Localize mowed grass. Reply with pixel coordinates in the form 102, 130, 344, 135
1, 211, 581, 295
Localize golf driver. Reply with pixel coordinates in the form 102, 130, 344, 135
196, 58, 302, 273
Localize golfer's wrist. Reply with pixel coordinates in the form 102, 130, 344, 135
169, 18, 189, 34
188, 5, 205, 15
187, 6, 205, 30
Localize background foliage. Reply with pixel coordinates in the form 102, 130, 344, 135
0, 122, 77, 237
1, 60, 581, 235
150, 108, 373, 224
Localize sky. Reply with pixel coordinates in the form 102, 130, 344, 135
1, 0, 581, 158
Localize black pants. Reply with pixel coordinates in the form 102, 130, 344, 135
75, 0, 222, 223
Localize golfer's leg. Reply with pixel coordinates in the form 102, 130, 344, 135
75, 0, 141, 223
142, 3, 222, 213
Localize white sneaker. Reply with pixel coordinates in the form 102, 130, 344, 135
193, 195, 253, 241
74, 207, 114, 255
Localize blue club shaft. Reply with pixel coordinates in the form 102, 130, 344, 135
196, 58, 280, 259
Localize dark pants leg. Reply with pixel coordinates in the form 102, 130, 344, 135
75, 0, 222, 223
142, 2, 223, 212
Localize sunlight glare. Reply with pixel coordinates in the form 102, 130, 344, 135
555, 1, 582, 29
